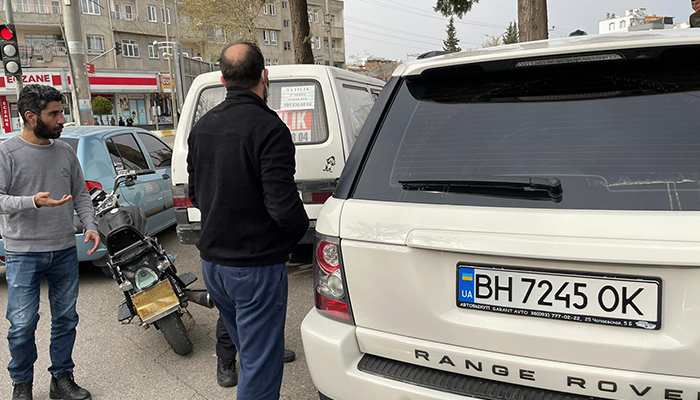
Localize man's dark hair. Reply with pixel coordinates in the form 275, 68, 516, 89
219, 42, 265, 89
17, 84, 64, 123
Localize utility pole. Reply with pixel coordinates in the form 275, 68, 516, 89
62, 0, 93, 125
323, 0, 332, 67
161, 0, 178, 129
4, 0, 22, 96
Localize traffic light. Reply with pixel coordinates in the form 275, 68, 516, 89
0, 25, 21, 78
114, 43, 122, 56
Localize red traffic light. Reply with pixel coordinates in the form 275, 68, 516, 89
1, 27, 13, 41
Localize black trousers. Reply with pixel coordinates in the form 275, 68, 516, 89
216, 313, 238, 362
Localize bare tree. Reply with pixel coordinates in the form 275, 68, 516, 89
290, 0, 314, 64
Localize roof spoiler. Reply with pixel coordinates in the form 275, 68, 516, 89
417, 50, 452, 60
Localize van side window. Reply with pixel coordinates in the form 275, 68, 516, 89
193, 86, 226, 126
268, 81, 329, 145
340, 84, 376, 151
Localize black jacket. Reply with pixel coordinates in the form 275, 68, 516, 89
187, 87, 309, 267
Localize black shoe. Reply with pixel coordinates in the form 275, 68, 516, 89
284, 348, 296, 363
49, 372, 91, 400
217, 358, 238, 388
12, 380, 32, 400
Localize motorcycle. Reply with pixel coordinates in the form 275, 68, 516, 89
90, 169, 214, 355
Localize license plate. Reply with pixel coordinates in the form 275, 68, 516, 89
456, 265, 662, 330
131, 280, 180, 322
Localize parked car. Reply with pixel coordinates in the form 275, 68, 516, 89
171, 65, 386, 246
0, 126, 175, 267
301, 30, 700, 400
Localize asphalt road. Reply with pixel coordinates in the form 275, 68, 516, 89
0, 227, 320, 400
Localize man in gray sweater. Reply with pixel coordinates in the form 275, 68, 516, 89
1, 85, 100, 400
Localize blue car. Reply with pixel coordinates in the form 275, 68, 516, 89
0, 126, 176, 266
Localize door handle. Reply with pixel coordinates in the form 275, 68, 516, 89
162, 174, 170, 180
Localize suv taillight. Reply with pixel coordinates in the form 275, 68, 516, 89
313, 234, 353, 323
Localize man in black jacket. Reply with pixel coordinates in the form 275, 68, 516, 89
187, 42, 308, 400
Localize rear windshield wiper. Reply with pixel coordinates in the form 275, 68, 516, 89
399, 176, 563, 202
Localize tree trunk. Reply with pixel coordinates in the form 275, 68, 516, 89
290, 0, 314, 64
518, 0, 548, 42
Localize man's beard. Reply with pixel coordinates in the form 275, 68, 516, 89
33, 117, 62, 139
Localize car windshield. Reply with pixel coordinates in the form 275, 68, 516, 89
354, 47, 700, 211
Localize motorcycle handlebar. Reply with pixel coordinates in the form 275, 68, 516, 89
135, 169, 155, 176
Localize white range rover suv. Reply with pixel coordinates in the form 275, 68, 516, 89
301, 29, 700, 400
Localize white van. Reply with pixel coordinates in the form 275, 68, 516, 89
171, 65, 385, 245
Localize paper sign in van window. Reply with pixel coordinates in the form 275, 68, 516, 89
277, 110, 313, 143
280, 86, 315, 110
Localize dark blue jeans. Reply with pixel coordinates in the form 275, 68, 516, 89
5, 247, 80, 384
202, 260, 287, 400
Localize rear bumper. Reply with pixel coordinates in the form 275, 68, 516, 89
175, 220, 317, 246
301, 309, 472, 400
301, 309, 700, 400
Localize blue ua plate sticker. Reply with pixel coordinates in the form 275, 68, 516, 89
458, 267, 475, 303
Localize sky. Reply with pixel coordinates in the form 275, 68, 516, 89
343, 0, 695, 63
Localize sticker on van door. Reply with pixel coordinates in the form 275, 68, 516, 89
280, 86, 315, 110
323, 156, 336, 173
276, 110, 313, 143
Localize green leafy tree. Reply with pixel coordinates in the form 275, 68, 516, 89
443, 17, 461, 52
92, 96, 113, 125
503, 21, 519, 44
435, 0, 548, 42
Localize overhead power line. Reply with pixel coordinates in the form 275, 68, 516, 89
345, 32, 437, 53
345, 23, 443, 47
355, 0, 507, 30
345, 16, 482, 46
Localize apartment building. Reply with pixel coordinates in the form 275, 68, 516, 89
0, 0, 180, 131
0, 0, 345, 133
180, 0, 346, 68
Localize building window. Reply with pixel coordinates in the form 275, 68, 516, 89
269, 2, 276, 15
81, 0, 100, 15
86, 35, 104, 54
284, 41, 291, 50
123, 4, 133, 19
262, 4, 267, 14
147, 5, 157, 22
26, 34, 65, 60
273, 59, 279, 66
263, 30, 270, 45
620, 20, 627, 29
609, 22, 615, 31
281, 1, 287, 8
148, 44, 159, 59
112, 2, 120, 19
283, 19, 290, 28
161, 7, 171, 24
314, 35, 320, 49
270, 30, 278, 45
121, 39, 140, 57
265, 59, 271, 66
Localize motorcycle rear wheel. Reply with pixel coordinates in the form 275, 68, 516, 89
155, 312, 193, 355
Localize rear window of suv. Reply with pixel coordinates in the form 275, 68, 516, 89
354, 49, 700, 211
193, 80, 329, 145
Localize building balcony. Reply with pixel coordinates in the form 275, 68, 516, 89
0, 2, 64, 26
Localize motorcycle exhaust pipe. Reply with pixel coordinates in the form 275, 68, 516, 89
185, 290, 215, 309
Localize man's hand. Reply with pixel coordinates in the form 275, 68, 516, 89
34, 192, 72, 208
84, 231, 100, 255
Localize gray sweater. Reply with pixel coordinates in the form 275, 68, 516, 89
0, 136, 98, 252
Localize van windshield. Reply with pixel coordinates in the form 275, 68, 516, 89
193, 81, 329, 145
354, 49, 700, 211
